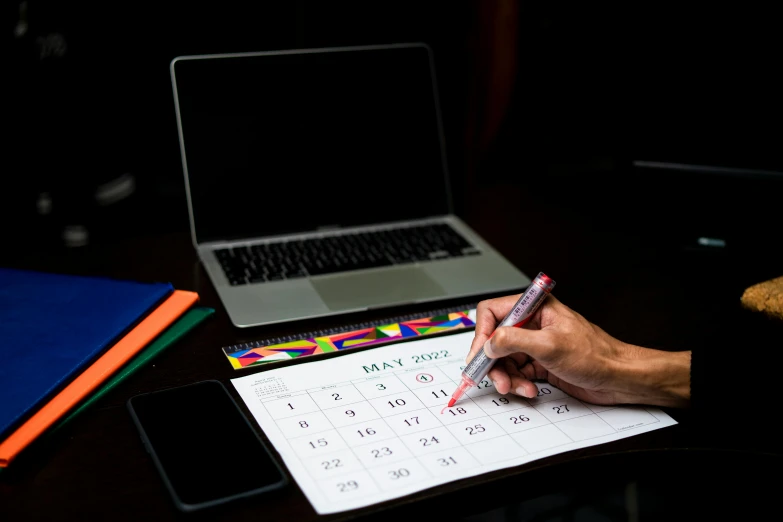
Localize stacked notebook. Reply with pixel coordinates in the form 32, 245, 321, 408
0, 267, 210, 468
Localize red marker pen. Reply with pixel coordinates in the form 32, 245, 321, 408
445, 272, 556, 408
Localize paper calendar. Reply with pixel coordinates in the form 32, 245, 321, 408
231, 322, 677, 515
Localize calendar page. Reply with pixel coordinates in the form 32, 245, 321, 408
231, 326, 677, 515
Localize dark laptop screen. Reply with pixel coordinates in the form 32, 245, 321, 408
172, 44, 452, 244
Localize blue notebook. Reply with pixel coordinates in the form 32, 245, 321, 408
0, 268, 173, 439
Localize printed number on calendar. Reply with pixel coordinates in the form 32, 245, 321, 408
411, 350, 451, 363
388, 468, 410, 479
438, 456, 458, 466
465, 424, 485, 435
337, 480, 359, 492
371, 447, 393, 458
420, 436, 439, 446
356, 428, 376, 438
309, 438, 328, 448
431, 389, 448, 399
322, 459, 342, 470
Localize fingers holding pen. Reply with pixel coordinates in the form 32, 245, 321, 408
508, 359, 548, 399
486, 358, 538, 399
483, 327, 552, 398
468, 276, 558, 399
504, 358, 541, 399
488, 366, 511, 395
483, 326, 551, 361
468, 294, 523, 363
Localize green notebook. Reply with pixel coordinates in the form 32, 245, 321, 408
56, 306, 215, 431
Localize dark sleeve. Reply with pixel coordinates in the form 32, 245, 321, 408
689, 305, 782, 449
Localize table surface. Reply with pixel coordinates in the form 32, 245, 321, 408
1, 180, 781, 521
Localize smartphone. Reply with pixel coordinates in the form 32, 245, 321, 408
127, 380, 288, 512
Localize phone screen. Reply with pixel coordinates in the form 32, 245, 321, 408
127, 380, 287, 511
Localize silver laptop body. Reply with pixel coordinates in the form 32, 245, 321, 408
171, 43, 530, 328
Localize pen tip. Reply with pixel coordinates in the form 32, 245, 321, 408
447, 398, 456, 408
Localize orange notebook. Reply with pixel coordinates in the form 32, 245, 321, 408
0, 289, 199, 467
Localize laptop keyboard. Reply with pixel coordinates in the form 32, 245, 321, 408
214, 223, 481, 286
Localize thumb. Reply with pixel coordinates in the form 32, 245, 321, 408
484, 326, 552, 360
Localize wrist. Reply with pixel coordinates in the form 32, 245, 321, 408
614, 344, 691, 408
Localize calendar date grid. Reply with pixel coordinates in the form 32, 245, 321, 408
253, 360, 663, 503
259, 373, 449, 498
255, 365, 533, 499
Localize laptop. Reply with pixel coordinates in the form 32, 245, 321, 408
170, 42, 531, 328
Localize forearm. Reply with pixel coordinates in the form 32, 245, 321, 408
615, 344, 691, 408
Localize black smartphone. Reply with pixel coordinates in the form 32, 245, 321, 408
127, 380, 288, 512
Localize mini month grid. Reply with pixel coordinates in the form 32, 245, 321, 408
232, 325, 677, 515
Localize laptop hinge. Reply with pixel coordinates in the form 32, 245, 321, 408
196, 217, 452, 252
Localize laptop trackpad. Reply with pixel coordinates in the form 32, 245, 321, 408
311, 268, 447, 310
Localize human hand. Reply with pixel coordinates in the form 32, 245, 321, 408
467, 293, 691, 407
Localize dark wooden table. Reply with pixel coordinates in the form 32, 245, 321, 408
1, 180, 781, 521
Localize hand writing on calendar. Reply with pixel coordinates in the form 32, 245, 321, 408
467, 294, 691, 409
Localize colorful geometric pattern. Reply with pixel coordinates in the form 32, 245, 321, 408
223, 309, 476, 369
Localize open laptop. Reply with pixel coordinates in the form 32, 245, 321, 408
170, 42, 531, 328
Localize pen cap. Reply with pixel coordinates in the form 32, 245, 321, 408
533, 272, 556, 293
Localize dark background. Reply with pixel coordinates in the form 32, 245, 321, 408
2, 3, 783, 520
4, 0, 782, 270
